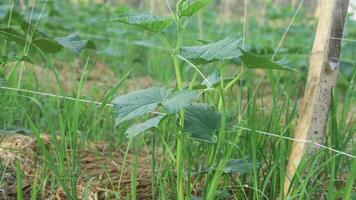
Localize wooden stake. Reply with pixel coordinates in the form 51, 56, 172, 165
284, 0, 349, 198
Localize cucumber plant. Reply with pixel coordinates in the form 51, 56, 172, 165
111, 0, 293, 199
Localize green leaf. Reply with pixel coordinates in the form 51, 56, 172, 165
178, 0, 212, 17
113, 87, 170, 125
0, 55, 33, 64
21, 22, 64, 54
125, 115, 164, 139
240, 51, 295, 71
191, 158, 254, 175
113, 87, 197, 125
223, 159, 255, 174
0, 23, 96, 55
184, 104, 221, 143
56, 34, 96, 53
180, 36, 242, 64
110, 13, 173, 32
0, 25, 26, 45
0, 24, 62, 54
162, 90, 198, 113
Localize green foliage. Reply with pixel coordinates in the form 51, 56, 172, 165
110, 13, 174, 32
191, 71, 235, 90
21, 23, 63, 53
113, 87, 197, 125
178, 0, 212, 17
0, 22, 96, 55
125, 115, 164, 139
240, 51, 294, 71
0, 76, 4, 86
180, 36, 242, 64
113, 87, 169, 125
56, 34, 96, 53
192, 158, 254, 175
0, 55, 32, 64
161, 90, 197, 113
184, 104, 221, 143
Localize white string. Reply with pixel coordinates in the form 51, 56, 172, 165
272, 0, 305, 60
241, 0, 305, 119
177, 55, 212, 88
0, 86, 114, 107
329, 36, 356, 42
1, 86, 354, 159
234, 126, 356, 159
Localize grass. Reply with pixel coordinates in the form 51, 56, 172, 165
0, 1, 355, 199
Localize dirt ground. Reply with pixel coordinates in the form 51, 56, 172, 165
0, 133, 155, 200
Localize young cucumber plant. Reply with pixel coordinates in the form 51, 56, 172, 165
111, 0, 293, 199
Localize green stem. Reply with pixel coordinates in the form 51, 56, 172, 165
206, 65, 227, 199
173, 17, 185, 200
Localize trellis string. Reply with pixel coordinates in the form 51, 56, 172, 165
1, 86, 354, 159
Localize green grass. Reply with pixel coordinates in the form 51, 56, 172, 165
0, 1, 355, 200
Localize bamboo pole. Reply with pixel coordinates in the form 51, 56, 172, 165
283, 0, 349, 198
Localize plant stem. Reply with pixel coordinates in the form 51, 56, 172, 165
205, 64, 228, 199
173, 17, 185, 200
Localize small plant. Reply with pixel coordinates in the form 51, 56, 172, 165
111, 0, 293, 199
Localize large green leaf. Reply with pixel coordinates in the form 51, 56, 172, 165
184, 104, 221, 143
113, 87, 197, 125
110, 13, 173, 32
240, 51, 294, 71
125, 115, 164, 139
180, 36, 242, 64
56, 34, 96, 53
113, 87, 169, 125
178, 0, 212, 17
162, 90, 198, 113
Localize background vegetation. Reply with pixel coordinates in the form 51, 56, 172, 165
0, 0, 355, 199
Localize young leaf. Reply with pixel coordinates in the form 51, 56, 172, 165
240, 51, 295, 71
56, 34, 96, 53
113, 87, 170, 125
180, 36, 242, 64
184, 104, 221, 143
178, 0, 212, 17
21, 22, 64, 53
110, 13, 173, 33
125, 115, 164, 139
0, 23, 95, 54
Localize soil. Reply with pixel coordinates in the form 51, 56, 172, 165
0, 133, 155, 200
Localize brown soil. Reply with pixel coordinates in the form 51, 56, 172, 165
0, 134, 155, 200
